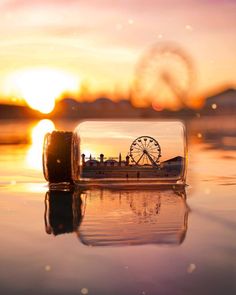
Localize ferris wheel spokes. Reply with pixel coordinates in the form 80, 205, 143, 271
129, 136, 161, 167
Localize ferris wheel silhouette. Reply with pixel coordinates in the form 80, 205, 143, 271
129, 136, 161, 167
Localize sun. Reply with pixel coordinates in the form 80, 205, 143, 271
4, 68, 79, 113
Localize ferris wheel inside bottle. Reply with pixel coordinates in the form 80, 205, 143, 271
43, 120, 187, 187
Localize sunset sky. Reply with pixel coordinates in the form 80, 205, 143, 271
78, 121, 185, 162
0, 0, 235, 109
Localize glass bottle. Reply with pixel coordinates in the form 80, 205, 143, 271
43, 120, 187, 188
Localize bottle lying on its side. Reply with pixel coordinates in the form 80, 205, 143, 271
43, 120, 187, 189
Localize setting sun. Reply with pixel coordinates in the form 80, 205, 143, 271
3, 68, 79, 113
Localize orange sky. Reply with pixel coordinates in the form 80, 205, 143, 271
77, 121, 185, 162
0, 0, 235, 107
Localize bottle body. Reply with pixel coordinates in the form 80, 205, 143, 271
43, 120, 187, 188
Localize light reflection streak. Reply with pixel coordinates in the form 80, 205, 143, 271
26, 119, 55, 170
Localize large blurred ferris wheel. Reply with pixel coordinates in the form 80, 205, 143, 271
131, 43, 195, 109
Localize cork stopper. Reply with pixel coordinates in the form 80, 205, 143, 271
43, 131, 74, 184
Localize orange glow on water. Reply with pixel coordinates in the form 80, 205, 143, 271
27, 119, 55, 170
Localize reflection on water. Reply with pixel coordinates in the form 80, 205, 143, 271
26, 119, 55, 170
203, 130, 236, 151
44, 189, 82, 235
45, 188, 189, 246
189, 116, 236, 151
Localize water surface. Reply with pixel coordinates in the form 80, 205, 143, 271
0, 117, 235, 295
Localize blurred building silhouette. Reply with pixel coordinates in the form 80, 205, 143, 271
50, 96, 196, 119
0, 87, 235, 120
202, 88, 236, 115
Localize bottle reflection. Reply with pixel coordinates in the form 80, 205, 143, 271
44, 189, 82, 235
44, 188, 189, 246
